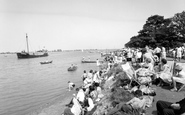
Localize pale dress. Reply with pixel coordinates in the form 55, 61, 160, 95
161, 51, 166, 59
158, 64, 172, 83
173, 70, 185, 84
177, 47, 182, 58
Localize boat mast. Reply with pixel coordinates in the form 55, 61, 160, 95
26, 33, 29, 53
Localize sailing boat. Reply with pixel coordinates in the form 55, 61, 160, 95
16, 34, 48, 59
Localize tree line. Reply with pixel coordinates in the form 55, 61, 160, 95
125, 11, 185, 49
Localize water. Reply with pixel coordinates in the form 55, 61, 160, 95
0, 51, 101, 115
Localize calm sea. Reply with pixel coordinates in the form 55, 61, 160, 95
0, 51, 101, 115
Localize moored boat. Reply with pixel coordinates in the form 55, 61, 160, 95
16, 34, 48, 59
68, 66, 77, 71
81, 60, 96, 63
40, 60, 52, 64
17, 52, 48, 59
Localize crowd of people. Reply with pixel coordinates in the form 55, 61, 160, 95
64, 69, 105, 115
63, 46, 185, 115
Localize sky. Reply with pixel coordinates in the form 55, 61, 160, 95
0, 0, 185, 52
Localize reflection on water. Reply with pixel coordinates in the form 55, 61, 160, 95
0, 52, 101, 115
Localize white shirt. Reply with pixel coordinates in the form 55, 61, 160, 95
69, 82, 74, 87
82, 73, 88, 79
88, 73, 93, 79
136, 52, 142, 58
121, 62, 131, 71
154, 47, 161, 53
93, 72, 100, 83
76, 89, 85, 103
71, 97, 82, 115
87, 97, 95, 111
84, 77, 92, 86
147, 63, 154, 71
127, 97, 145, 109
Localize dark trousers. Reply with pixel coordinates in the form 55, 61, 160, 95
85, 106, 97, 115
156, 100, 177, 115
137, 58, 142, 63
156, 53, 161, 60
107, 103, 133, 115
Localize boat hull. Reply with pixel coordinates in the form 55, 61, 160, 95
17, 52, 48, 59
68, 66, 77, 71
81, 60, 96, 63
40, 61, 52, 64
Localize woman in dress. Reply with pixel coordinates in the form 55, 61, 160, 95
156, 58, 172, 86
171, 65, 185, 91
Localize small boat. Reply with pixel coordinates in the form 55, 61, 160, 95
68, 66, 77, 71
81, 60, 96, 63
40, 60, 52, 64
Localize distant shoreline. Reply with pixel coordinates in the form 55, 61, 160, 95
0, 48, 119, 54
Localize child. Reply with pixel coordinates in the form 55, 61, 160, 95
68, 81, 75, 91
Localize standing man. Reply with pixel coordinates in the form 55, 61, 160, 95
154, 46, 161, 61
161, 47, 166, 59
177, 47, 182, 62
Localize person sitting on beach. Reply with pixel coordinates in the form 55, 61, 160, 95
83, 70, 94, 88
93, 71, 101, 84
83, 77, 93, 88
143, 47, 155, 65
82, 70, 88, 81
121, 57, 135, 79
156, 97, 185, 115
155, 58, 172, 86
64, 94, 82, 115
89, 86, 98, 101
135, 63, 155, 85
76, 88, 85, 104
68, 81, 75, 91
93, 82, 104, 101
83, 95, 96, 115
135, 63, 153, 77
87, 70, 93, 80
145, 58, 154, 72
171, 64, 185, 92
107, 90, 146, 115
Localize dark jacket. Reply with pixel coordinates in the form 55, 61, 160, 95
176, 98, 185, 114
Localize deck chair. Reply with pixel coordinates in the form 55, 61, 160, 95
123, 63, 141, 88
168, 60, 175, 86
130, 62, 158, 86
170, 60, 175, 75
171, 61, 185, 92
174, 62, 185, 92
121, 62, 141, 87
178, 83, 185, 92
